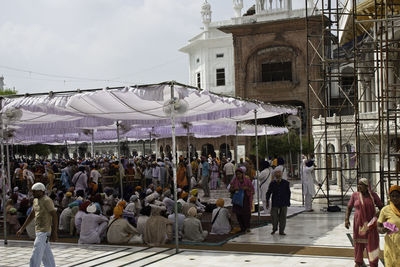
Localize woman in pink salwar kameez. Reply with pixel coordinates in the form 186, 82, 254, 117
345, 178, 383, 267
210, 161, 220, 190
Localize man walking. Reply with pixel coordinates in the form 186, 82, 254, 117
266, 170, 290, 235
17, 182, 58, 267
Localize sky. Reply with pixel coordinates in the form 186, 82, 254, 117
0, 0, 306, 94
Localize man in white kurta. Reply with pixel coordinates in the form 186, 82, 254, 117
259, 162, 272, 214
302, 160, 317, 211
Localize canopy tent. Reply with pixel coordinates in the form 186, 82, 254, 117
1, 81, 296, 144
9, 120, 288, 145
0, 81, 297, 250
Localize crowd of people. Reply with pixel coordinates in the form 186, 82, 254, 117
2, 152, 399, 266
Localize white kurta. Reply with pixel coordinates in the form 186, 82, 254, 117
210, 207, 231, 235
302, 165, 316, 196
259, 167, 272, 210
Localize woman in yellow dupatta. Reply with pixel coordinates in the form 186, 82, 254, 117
378, 185, 400, 267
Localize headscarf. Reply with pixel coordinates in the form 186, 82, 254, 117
190, 189, 198, 196
216, 198, 224, 207
389, 184, 400, 195
113, 206, 123, 219
187, 206, 197, 217
359, 178, 369, 186
181, 192, 189, 199
79, 200, 91, 212
117, 200, 127, 208
389, 185, 400, 217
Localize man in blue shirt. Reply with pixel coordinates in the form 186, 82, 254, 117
201, 156, 211, 197
266, 170, 291, 235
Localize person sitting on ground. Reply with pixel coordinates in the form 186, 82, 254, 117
182, 197, 198, 217
143, 205, 173, 246
61, 190, 75, 209
168, 202, 185, 239
125, 194, 141, 218
136, 205, 151, 236
188, 189, 205, 213
107, 206, 142, 244
182, 207, 208, 242
211, 198, 231, 235
162, 189, 175, 215
75, 200, 90, 234
6, 202, 20, 234
78, 203, 108, 244
177, 191, 189, 206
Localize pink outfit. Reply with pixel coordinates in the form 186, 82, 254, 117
348, 191, 383, 266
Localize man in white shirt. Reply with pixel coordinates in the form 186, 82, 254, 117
223, 159, 235, 186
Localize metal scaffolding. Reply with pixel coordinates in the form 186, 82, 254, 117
305, 0, 400, 206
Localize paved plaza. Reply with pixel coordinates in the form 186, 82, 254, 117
0, 205, 386, 267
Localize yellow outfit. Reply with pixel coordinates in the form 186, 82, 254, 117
378, 205, 400, 267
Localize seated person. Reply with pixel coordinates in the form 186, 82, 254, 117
210, 198, 231, 235
162, 190, 175, 215
182, 207, 208, 242
167, 202, 185, 238
75, 200, 90, 234
143, 205, 172, 246
136, 205, 151, 236
78, 203, 108, 244
107, 206, 142, 244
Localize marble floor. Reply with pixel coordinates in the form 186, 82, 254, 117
0, 203, 386, 266
0, 241, 384, 267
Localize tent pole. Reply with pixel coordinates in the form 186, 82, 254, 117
265, 126, 269, 159
116, 121, 123, 198
6, 140, 11, 192
299, 109, 304, 206
254, 110, 260, 223
1, 99, 8, 245
170, 83, 179, 253
187, 127, 190, 159
235, 122, 238, 164
225, 135, 228, 158
91, 130, 94, 158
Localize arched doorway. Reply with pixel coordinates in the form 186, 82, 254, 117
201, 144, 215, 158
219, 143, 232, 159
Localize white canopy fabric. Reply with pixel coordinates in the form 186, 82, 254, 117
1, 82, 296, 144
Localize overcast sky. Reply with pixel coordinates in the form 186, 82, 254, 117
0, 0, 308, 94
0, 0, 249, 93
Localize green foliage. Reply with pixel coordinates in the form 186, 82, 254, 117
0, 88, 18, 95
251, 130, 314, 158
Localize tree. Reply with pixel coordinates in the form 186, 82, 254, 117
0, 88, 18, 95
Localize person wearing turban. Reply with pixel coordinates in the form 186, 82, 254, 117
345, 178, 383, 267
377, 185, 400, 267
107, 206, 141, 244
182, 207, 208, 242
210, 198, 231, 235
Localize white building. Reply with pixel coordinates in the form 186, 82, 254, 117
179, 0, 310, 96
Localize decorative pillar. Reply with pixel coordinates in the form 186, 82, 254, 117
233, 0, 243, 17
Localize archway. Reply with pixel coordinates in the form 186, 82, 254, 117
201, 144, 215, 158
219, 143, 232, 159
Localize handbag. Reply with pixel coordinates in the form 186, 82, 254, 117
232, 189, 244, 207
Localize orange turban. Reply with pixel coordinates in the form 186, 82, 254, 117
216, 198, 224, 207
113, 206, 123, 219
389, 185, 400, 195
156, 186, 162, 193
189, 197, 197, 203
135, 186, 142, 191
181, 192, 189, 199
117, 200, 127, 208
